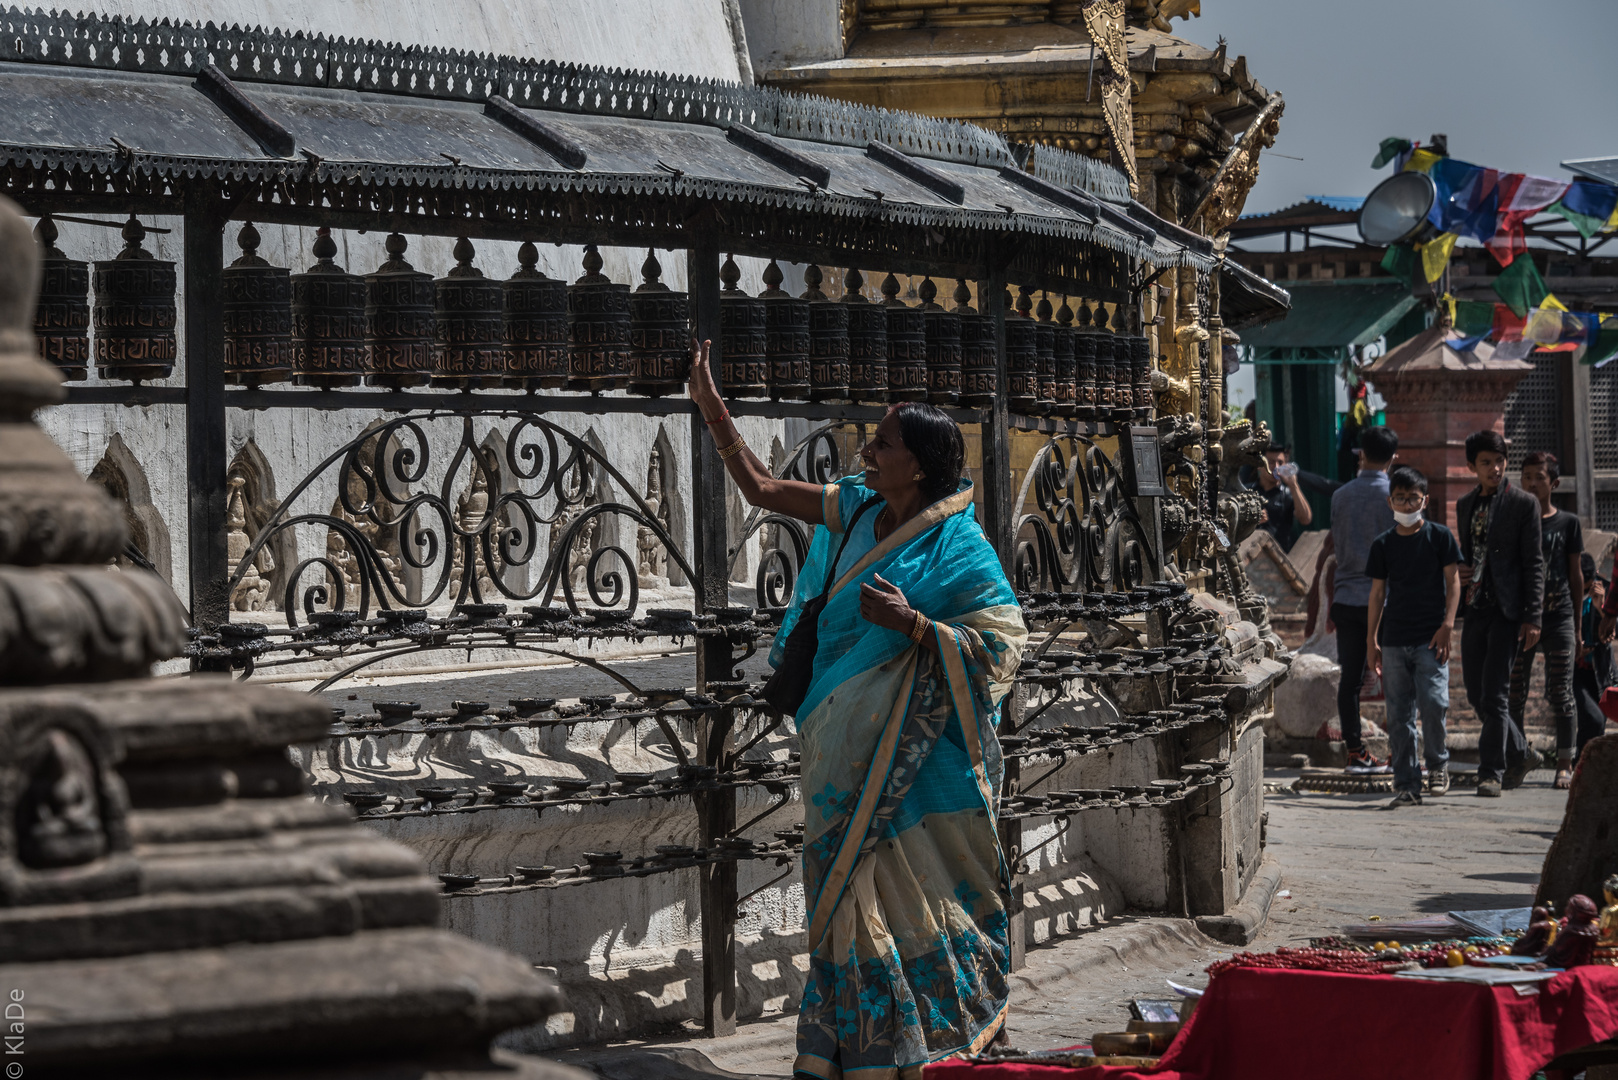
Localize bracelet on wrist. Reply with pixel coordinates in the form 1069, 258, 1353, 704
703, 410, 730, 425
717, 437, 746, 461
909, 610, 930, 645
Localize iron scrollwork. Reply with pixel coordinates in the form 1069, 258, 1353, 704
727, 422, 852, 610
225, 411, 696, 626
1012, 435, 1159, 596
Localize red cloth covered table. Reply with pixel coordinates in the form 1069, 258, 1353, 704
926, 965, 1618, 1080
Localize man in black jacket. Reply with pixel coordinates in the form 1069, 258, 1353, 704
1456, 430, 1545, 797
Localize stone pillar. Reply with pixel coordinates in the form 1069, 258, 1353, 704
1364, 324, 1533, 532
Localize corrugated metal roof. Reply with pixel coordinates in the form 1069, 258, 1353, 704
1240, 280, 1418, 350
1563, 157, 1618, 186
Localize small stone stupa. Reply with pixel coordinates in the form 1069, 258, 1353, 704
0, 196, 580, 1077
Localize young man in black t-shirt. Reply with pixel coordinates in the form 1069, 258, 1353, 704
1366, 466, 1463, 807
1508, 452, 1584, 789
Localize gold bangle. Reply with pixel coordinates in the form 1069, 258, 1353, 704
717, 437, 747, 460
909, 610, 930, 644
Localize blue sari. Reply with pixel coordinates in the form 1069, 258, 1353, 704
773, 476, 1028, 1079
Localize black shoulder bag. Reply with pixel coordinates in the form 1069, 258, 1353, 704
761, 497, 881, 717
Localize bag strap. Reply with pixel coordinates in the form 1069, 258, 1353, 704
818, 496, 882, 601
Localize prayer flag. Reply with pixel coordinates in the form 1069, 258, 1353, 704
1493, 304, 1526, 343
1549, 180, 1618, 239
1421, 233, 1459, 283
1488, 173, 1569, 266
1427, 159, 1500, 243
1524, 305, 1566, 344
1454, 300, 1497, 336
1589, 318, 1618, 365
1372, 138, 1413, 169
1493, 255, 1548, 317
1403, 148, 1443, 175
1381, 243, 1418, 286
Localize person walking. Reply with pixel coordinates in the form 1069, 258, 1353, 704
1574, 553, 1614, 762
688, 340, 1028, 1074
1254, 444, 1313, 552
1456, 430, 1545, 798
1330, 425, 1399, 774
1366, 466, 1462, 807
1507, 452, 1583, 789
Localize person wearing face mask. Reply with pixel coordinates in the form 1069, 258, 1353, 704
1365, 466, 1463, 807
688, 340, 1028, 1076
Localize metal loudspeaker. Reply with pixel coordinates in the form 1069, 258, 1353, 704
1357, 171, 1439, 246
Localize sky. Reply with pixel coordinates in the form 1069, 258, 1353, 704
1178, 0, 1618, 217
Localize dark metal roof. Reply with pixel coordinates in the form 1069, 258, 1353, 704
0, 6, 1220, 273
1563, 157, 1618, 186
1220, 259, 1293, 332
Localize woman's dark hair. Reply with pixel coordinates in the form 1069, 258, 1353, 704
895, 403, 966, 502
1465, 429, 1508, 463
1581, 552, 1597, 583
1522, 450, 1560, 483
1388, 464, 1427, 495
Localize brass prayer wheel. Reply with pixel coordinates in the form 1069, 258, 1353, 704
1005, 288, 1037, 414
1052, 297, 1077, 418
1073, 300, 1099, 421
628, 249, 689, 397
1129, 334, 1152, 420
222, 222, 293, 387
955, 280, 995, 408
364, 232, 434, 388
432, 237, 506, 389
1033, 292, 1056, 414
803, 265, 849, 402
718, 254, 767, 398
880, 273, 927, 403
566, 244, 632, 392
93, 216, 176, 384
503, 240, 568, 390
843, 268, 888, 404
292, 227, 367, 388
918, 277, 961, 406
32, 217, 89, 381
759, 259, 809, 401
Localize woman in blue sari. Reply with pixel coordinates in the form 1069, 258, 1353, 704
690, 341, 1028, 1079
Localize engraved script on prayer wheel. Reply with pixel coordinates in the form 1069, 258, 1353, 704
364, 232, 434, 388
1033, 291, 1056, 414
222, 222, 293, 387
955, 279, 995, 408
628, 249, 689, 397
1074, 299, 1099, 421
1130, 334, 1152, 420
503, 240, 567, 390
843, 268, 887, 404
802, 264, 849, 402
718, 254, 767, 398
32, 217, 88, 381
880, 273, 927, 403
432, 237, 506, 389
759, 259, 808, 401
566, 244, 632, 392
292, 227, 367, 388
1053, 297, 1077, 418
1005, 288, 1037, 414
93, 216, 176, 384
918, 277, 961, 406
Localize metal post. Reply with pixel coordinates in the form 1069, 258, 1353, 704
687, 229, 738, 1037
1570, 350, 1596, 525
183, 185, 230, 632
978, 259, 1025, 971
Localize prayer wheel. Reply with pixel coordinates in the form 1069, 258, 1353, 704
222, 222, 293, 387
955, 280, 996, 408
364, 232, 434, 389
628, 249, 690, 397
1130, 335, 1153, 420
503, 240, 568, 390
566, 244, 632, 392
718, 254, 767, 398
291, 227, 367, 388
1033, 292, 1056, 414
32, 217, 89, 381
432, 237, 506, 389
1089, 302, 1115, 418
1005, 288, 1038, 414
844, 269, 888, 404
759, 259, 809, 401
1073, 300, 1099, 421
93, 216, 176, 384
803, 265, 849, 402
1052, 297, 1077, 418
918, 277, 961, 406
880, 273, 928, 402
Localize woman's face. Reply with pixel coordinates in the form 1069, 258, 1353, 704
860, 410, 922, 500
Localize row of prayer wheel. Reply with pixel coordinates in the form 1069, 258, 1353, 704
30, 220, 1151, 419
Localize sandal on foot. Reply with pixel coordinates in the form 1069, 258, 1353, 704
1555, 767, 1573, 790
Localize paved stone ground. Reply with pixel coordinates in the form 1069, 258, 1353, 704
549, 767, 1572, 1079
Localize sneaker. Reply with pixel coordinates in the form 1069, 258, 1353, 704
1476, 779, 1502, 798
1427, 769, 1450, 797
1501, 756, 1532, 791
1345, 749, 1392, 775
1382, 789, 1422, 810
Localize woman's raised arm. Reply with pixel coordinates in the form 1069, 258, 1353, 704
688, 339, 826, 525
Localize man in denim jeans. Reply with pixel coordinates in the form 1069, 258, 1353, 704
1366, 466, 1463, 807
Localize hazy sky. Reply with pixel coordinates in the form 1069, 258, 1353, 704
1178, 0, 1618, 216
